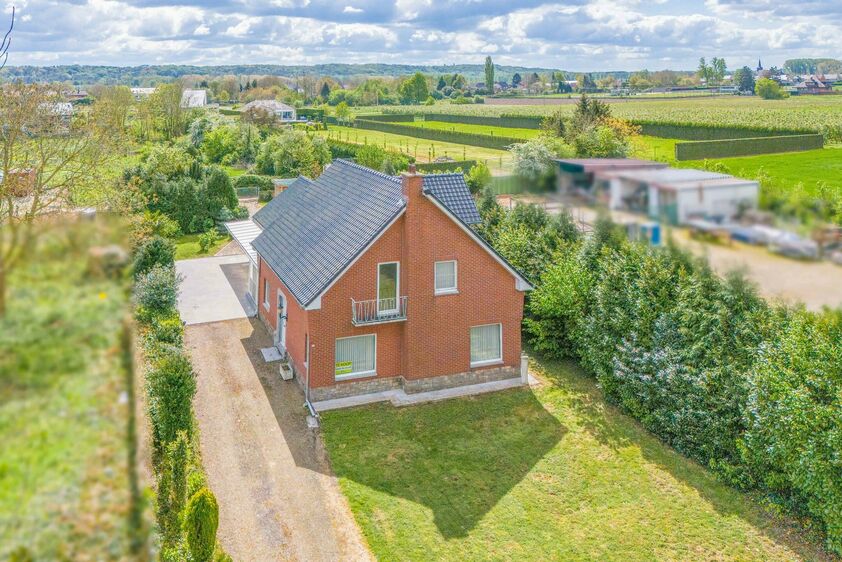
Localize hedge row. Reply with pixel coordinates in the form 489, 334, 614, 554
635, 121, 814, 140
675, 134, 825, 160
219, 108, 240, 116
298, 108, 325, 121
360, 113, 415, 122
422, 113, 543, 129
415, 159, 477, 173
354, 119, 523, 150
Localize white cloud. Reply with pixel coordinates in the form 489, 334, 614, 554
343, 5, 363, 13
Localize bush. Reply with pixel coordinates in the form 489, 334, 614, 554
146, 347, 196, 466
465, 161, 491, 195
134, 265, 181, 315
755, 78, 789, 100
198, 229, 221, 254
184, 487, 219, 562
205, 166, 237, 216
232, 174, 273, 191
133, 236, 175, 278
145, 310, 184, 348
158, 432, 191, 548
256, 129, 331, 177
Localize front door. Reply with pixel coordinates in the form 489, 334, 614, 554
276, 291, 287, 351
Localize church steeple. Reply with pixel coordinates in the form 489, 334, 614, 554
756, 59, 763, 72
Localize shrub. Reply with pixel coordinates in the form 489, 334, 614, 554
198, 229, 221, 254
187, 470, 208, 499
204, 166, 237, 216
755, 78, 789, 100
232, 174, 273, 191
145, 310, 184, 348
134, 265, 181, 315
133, 235, 176, 278
256, 129, 331, 177
184, 487, 219, 562
465, 161, 491, 195
158, 432, 191, 548
146, 347, 196, 466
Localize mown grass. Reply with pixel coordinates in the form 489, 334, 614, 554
322, 357, 831, 562
319, 125, 514, 173
0, 219, 149, 560
173, 232, 231, 260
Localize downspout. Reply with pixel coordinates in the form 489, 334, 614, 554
303, 341, 318, 419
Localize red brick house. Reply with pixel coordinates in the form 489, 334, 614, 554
242, 159, 531, 403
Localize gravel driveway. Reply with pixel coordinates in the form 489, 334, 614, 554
186, 318, 372, 562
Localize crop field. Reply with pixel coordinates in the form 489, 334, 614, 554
369, 96, 842, 140
400, 119, 540, 140
319, 125, 515, 172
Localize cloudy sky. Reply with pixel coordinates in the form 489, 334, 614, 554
4, 0, 840, 70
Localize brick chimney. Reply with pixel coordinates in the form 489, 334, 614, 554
401, 164, 422, 203
400, 165, 427, 380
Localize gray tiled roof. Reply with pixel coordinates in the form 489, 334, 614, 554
422, 174, 481, 225
252, 159, 482, 307
252, 176, 313, 229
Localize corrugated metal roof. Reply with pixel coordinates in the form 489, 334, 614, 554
225, 219, 262, 264
251, 159, 482, 307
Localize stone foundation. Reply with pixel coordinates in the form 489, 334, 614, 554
308, 365, 520, 402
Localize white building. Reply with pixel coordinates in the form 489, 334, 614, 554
240, 100, 297, 122
592, 167, 759, 224
181, 89, 207, 108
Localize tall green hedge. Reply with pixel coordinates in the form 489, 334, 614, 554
675, 134, 824, 160
635, 121, 814, 140
361, 114, 415, 122
415, 160, 477, 173
354, 119, 523, 150
423, 113, 543, 129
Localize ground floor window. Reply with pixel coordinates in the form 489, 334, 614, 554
335, 334, 376, 379
470, 324, 502, 367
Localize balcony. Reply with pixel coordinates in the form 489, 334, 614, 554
351, 296, 408, 326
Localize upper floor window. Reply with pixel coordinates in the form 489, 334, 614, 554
434, 260, 458, 294
377, 262, 399, 314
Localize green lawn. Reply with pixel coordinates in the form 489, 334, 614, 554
322, 358, 829, 561
0, 219, 148, 559
174, 232, 231, 260
402, 120, 540, 140
223, 165, 247, 178
319, 125, 515, 174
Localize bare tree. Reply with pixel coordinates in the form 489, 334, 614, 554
0, 83, 123, 314
0, 7, 14, 71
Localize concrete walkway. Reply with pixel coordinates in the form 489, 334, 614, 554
187, 318, 372, 562
312, 374, 537, 412
176, 255, 254, 325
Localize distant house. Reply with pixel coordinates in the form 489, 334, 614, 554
225, 159, 531, 404
181, 89, 207, 108
240, 100, 297, 122
130, 87, 155, 100
793, 75, 833, 95
556, 159, 758, 224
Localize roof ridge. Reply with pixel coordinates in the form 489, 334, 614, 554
333, 158, 401, 184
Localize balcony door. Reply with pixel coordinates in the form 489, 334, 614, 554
377, 262, 399, 316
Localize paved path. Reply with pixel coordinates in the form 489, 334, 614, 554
176, 255, 253, 325
186, 318, 372, 562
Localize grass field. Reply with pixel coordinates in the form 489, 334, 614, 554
0, 219, 148, 560
362, 95, 842, 138
320, 125, 515, 173
174, 232, 232, 260
402, 119, 540, 140
322, 357, 830, 562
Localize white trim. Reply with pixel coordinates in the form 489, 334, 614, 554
276, 290, 287, 349
423, 193, 532, 291
434, 260, 458, 295
334, 333, 377, 380
377, 261, 400, 315
304, 209, 406, 310
470, 323, 503, 368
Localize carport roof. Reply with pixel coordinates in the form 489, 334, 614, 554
225, 219, 262, 264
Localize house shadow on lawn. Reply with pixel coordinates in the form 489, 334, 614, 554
531, 355, 833, 561
321, 387, 566, 539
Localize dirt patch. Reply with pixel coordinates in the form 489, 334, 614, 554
185, 318, 372, 562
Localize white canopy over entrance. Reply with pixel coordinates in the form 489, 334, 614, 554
225, 219, 263, 312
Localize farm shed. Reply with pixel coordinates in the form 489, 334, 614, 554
592, 168, 758, 225
555, 158, 667, 197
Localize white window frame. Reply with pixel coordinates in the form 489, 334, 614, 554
334, 334, 377, 381
434, 260, 458, 295
263, 278, 269, 310
470, 323, 503, 368
376, 261, 400, 315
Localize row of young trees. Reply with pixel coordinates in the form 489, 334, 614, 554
474, 197, 842, 554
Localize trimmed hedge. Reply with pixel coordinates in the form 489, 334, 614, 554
635, 121, 814, 141
360, 114, 415, 122
354, 119, 523, 150
298, 108, 325, 122
415, 160, 477, 173
675, 134, 825, 161
218, 108, 240, 116
424, 113, 543, 129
